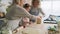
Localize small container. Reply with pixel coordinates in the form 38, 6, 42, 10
36, 18, 41, 24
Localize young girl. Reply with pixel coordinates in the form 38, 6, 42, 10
22, 3, 31, 28
29, 0, 45, 24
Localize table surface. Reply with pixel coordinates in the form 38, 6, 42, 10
13, 24, 48, 34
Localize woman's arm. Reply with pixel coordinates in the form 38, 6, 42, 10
19, 7, 37, 19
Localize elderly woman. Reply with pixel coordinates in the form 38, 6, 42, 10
6, 0, 41, 34
29, 0, 45, 23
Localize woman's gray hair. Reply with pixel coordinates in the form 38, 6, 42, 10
7, 0, 20, 9
12, 0, 20, 4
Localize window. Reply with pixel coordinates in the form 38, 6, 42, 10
41, 0, 60, 24
41, 0, 60, 20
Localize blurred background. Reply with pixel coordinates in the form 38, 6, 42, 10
0, 0, 60, 20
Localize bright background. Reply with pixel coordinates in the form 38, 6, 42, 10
0, 0, 59, 30
0, 0, 60, 19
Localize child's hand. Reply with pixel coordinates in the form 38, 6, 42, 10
23, 17, 29, 23
39, 16, 42, 19
36, 16, 41, 20
0, 12, 4, 17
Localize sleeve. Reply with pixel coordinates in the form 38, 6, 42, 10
39, 8, 45, 17
19, 7, 37, 20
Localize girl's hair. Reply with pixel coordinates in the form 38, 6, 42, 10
23, 3, 30, 8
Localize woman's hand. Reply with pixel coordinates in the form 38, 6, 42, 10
13, 26, 23, 33
13, 30, 18, 33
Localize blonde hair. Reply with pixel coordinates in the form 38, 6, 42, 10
32, 0, 40, 5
